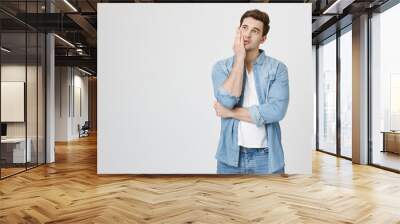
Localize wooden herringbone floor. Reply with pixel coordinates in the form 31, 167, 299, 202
1, 134, 400, 224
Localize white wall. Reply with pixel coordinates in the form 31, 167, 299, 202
98, 3, 313, 174
55, 67, 69, 141
1, 65, 40, 138
312, 45, 317, 151
71, 72, 89, 138
55, 67, 89, 141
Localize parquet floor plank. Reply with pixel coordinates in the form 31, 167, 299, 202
1, 134, 399, 223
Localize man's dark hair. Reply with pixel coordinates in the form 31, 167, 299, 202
240, 9, 270, 37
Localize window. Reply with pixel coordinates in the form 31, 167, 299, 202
371, 3, 400, 171
340, 29, 352, 158
318, 37, 337, 154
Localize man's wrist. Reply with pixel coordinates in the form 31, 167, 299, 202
234, 55, 245, 64
230, 107, 239, 119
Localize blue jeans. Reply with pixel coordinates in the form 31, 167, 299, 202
217, 147, 285, 174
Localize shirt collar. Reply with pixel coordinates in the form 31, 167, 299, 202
253, 49, 266, 66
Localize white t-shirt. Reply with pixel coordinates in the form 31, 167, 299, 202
237, 69, 267, 148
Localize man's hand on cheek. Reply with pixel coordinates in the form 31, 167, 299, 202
213, 102, 234, 118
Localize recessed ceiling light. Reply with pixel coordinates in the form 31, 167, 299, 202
63, 0, 78, 12
54, 34, 75, 48
322, 0, 353, 14
78, 67, 93, 76
1, 47, 11, 53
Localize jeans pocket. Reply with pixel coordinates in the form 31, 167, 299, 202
254, 148, 268, 159
260, 147, 269, 154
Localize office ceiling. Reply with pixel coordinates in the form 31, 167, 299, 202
0, 0, 394, 75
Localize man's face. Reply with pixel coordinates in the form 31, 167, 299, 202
239, 17, 267, 51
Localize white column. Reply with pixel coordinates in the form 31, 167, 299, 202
46, 33, 55, 163
46, 1, 56, 163
352, 14, 369, 164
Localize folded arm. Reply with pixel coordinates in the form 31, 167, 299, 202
211, 58, 245, 109
213, 63, 289, 126
247, 63, 289, 127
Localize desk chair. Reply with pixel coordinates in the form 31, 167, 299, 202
79, 121, 90, 138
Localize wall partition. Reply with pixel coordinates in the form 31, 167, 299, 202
0, 1, 46, 179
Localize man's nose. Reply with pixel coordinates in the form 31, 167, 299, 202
243, 30, 251, 38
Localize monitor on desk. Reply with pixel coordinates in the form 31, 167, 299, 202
1, 123, 7, 138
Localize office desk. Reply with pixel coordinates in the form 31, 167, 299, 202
1, 138, 32, 163
381, 131, 400, 154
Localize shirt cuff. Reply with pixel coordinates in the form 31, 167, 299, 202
218, 86, 238, 98
217, 86, 240, 106
248, 105, 265, 127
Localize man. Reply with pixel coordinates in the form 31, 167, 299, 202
211, 9, 289, 174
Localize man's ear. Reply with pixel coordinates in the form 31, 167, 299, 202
260, 35, 267, 44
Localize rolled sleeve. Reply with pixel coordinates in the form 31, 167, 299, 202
248, 62, 289, 126
211, 61, 240, 109
216, 87, 240, 109
256, 63, 289, 124
248, 105, 265, 127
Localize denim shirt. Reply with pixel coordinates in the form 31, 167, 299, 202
211, 49, 289, 173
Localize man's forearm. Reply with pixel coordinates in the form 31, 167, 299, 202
221, 58, 245, 97
231, 107, 254, 123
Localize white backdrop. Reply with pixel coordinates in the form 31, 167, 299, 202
98, 3, 313, 174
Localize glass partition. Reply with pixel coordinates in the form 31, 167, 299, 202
38, 32, 45, 165
27, 31, 38, 169
0, 1, 46, 179
318, 37, 337, 155
0, 31, 28, 177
